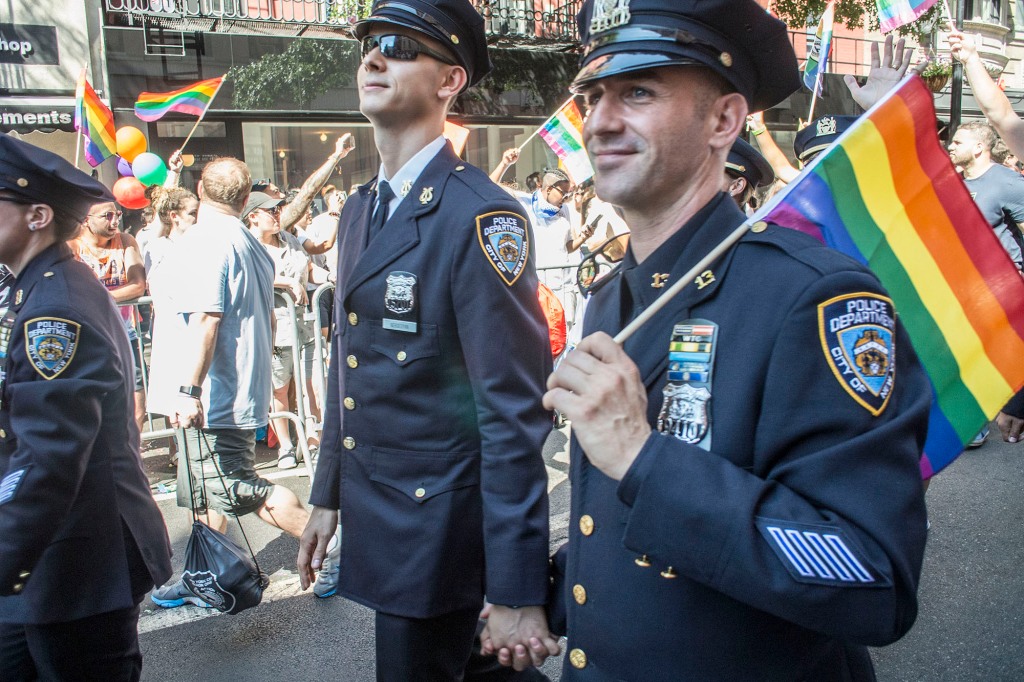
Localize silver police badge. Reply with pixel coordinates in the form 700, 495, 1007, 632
590, 0, 631, 33
385, 272, 416, 315
658, 382, 711, 444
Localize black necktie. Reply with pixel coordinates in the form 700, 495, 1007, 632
368, 180, 395, 242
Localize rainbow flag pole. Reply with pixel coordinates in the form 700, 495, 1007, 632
516, 95, 577, 152
616, 74, 1024, 478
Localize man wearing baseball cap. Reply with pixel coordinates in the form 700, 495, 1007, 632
536, 1, 931, 679
298, 1, 557, 679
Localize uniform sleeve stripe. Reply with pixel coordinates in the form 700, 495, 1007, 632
804, 532, 856, 582
786, 529, 835, 579
0, 468, 26, 505
824, 534, 874, 583
767, 526, 814, 577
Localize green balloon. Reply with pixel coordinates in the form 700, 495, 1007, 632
132, 152, 168, 187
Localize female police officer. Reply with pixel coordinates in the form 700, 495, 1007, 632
0, 135, 172, 680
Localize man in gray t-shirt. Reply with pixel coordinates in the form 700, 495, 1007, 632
151, 158, 319, 609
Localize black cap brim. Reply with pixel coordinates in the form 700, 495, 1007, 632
570, 52, 700, 92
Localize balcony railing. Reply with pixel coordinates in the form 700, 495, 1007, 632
103, 0, 583, 46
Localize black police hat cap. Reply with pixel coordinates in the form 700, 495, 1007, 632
354, 0, 492, 89
793, 115, 858, 163
0, 134, 114, 224
572, 0, 800, 112
727, 137, 775, 188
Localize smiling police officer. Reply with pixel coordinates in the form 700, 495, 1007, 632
295, 1, 558, 679
0, 135, 172, 680
536, 1, 932, 679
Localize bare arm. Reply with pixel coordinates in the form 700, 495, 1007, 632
490, 148, 520, 184
948, 29, 1024, 159
108, 234, 147, 302
163, 150, 183, 188
747, 113, 801, 184
281, 134, 354, 231
174, 312, 223, 429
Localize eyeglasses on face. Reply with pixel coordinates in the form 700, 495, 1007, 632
361, 34, 456, 66
88, 210, 123, 222
258, 205, 281, 216
577, 233, 630, 297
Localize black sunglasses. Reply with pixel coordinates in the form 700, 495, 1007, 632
361, 34, 456, 66
577, 233, 630, 297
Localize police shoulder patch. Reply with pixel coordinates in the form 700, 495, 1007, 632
476, 211, 530, 286
818, 293, 895, 416
24, 317, 80, 380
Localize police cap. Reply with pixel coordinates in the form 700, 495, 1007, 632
793, 115, 857, 163
0, 134, 114, 225
354, 0, 492, 89
572, 0, 800, 112
727, 137, 775, 188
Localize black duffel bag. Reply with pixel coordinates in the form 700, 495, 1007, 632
180, 430, 270, 615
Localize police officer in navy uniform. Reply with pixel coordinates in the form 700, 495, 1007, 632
725, 137, 775, 211
0, 135, 173, 680
534, 1, 931, 679
296, 2, 559, 679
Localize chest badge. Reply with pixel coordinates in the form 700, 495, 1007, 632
14, 290, 23, 306
383, 271, 418, 333
657, 320, 718, 449
24, 317, 80, 380
419, 187, 434, 205
818, 293, 896, 416
651, 273, 669, 289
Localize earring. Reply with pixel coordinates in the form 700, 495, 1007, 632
27, 222, 40, 232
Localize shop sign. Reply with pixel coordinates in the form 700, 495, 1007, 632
0, 104, 76, 133
0, 24, 60, 66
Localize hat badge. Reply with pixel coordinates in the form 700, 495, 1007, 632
590, 0, 631, 34
817, 117, 837, 137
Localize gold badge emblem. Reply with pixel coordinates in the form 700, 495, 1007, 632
14, 290, 23, 306
694, 270, 715, 290
651, 273, 669, 289
400, 180, 413, 197
419, 187, 434, 205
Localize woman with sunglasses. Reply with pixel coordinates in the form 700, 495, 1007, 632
0, 135, 173, 680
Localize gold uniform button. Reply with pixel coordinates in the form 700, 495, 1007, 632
751, 220, 768, 233
12, 583, 24, 594
348, 312, 358, 326
347, 355, 358, 368
414, 487, 426, 498
660, 566, 678, 579
569, 648, 587, 669
343, 437, 356, 450
634, 554, 651, 568
396, 351, 407, 362
0, 429, 6, 438
572, 584, 587, 605
579, 515, 594, 536
18, 571, 29, 579
343, 397, 356, 410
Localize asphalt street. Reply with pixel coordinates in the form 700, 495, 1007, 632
136, 424, 1023, 681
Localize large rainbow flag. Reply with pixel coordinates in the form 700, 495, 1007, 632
134, 76, 224, 122
761, 75, 1024, 477
74, 71, 116, 168
876, 0, 940, 33
538, 100, 594, 185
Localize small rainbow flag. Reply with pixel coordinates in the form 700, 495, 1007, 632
762, 75, 1024, 477
74, 70, 116, 168
134, 76, 224, 122
804, 2, 834, 94
876, 0, 940, 33
538, 100, 594, 185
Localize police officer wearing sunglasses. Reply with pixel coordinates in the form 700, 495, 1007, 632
297, 1, 558, 679
533, 1, 932, 679
0, 135, 172, 679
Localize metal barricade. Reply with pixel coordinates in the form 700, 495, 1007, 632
536, 264, 580, 327
310, 282, 336, 420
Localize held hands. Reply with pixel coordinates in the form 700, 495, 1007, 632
543, 333, 651, 481
844, 34, 914, 110
297, 506, 339, 590
480, 604, 561, 671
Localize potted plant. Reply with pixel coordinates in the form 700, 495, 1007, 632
920, 57, 953, 92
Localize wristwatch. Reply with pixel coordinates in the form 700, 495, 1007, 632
179, 384, 202, 399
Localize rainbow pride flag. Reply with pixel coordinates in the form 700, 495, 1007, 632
876, 0, 940, 33
761, 75, 1024, 477
538, 100, 594, 185
804, 2, 834, 94
74, 71, 116, 168
134, 76, 224, 122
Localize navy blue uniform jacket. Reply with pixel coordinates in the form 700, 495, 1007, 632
0, 243, 172, 624
553, 195, 930, 681
310, 143, 552, 618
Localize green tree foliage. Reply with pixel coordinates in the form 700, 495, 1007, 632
772, 0, 943, 38
229, 39, 359, 110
